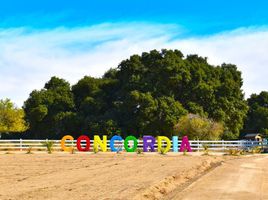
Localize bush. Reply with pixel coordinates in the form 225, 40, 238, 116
159, 148, 166, 155
70, 148, 76, 154
93, 146, 98, 154
136, 148, 143, 154
228, 149, 242, 156
42, 141, 54, 154
202, 144, 209, 155
26, 146, 33, 154
249, 146, 262, 154
174, 114, 224, 140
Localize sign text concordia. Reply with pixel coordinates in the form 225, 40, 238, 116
61, 135, 192, 153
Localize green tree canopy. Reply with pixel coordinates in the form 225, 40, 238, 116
24, 77, 75, 138
108, 50, 248, 138
244, 91, 268, 135
24, 49, 248, 139
0, 99, 28, 133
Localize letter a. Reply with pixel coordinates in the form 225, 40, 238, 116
179, 136, 192, 152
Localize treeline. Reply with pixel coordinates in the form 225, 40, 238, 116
2, 49, 267, 139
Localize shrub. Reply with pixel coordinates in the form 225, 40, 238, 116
240, 149, 246, 155
42, 141, 54, 154
70, 148, 75, 154
136, 148, 143, 154
174, 114, 224, 140
202, 144, 209, 155
159, 148, 166, 155
116, 149, 121, 154
26, 146, 33, 154
93, 146, 98, 154
228, 149, 240, 156
249, 146, 262, 154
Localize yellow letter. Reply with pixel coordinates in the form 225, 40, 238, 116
94, 135, 107, 152
157, 136, 171, 154
61, 135, 74, 152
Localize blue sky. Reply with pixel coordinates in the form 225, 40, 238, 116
1, 0, 268, 106
1, 0, 268, 34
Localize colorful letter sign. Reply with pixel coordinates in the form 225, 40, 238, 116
60, 134, 192, 153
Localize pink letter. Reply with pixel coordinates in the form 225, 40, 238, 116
179, 136, 192, 152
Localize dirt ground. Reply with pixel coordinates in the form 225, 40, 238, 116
0, 152, 225, 200
168, 155, 268, 200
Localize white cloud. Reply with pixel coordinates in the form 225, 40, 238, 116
0, 23, 267, 107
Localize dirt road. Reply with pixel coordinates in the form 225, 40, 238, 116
169, 155, 268, 200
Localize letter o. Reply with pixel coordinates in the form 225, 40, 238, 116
77, 135, 90, 151
124, 136, 138, 152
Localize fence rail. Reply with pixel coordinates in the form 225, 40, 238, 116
0, 139, 264, 152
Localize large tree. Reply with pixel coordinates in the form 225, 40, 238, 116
24, 77, 75, 138
244, 91, 268, 135
107, 50, 248, 138
71, 76, 120, 137
24, 49, 248, 139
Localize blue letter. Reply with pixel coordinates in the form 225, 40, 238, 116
172, 136, 178, 152
110, 135, 123, 152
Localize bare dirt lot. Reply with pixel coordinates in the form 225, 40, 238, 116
0, 152, 225, 200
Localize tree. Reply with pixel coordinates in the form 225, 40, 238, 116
23, 49, 248, 139
174, 114, 224, 140
244, 91, 268, 134
118, 91, 187, 136
24, 77, 75, 138
112, 50, 247, 139
71, 76, 120, 137
0, 99, 28, 133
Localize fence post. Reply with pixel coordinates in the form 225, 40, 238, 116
20, 138, 22, 151
197, 139, 199, 152
222, 140, 224, 151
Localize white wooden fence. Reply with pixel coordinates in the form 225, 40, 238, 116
0, 139, 264, 152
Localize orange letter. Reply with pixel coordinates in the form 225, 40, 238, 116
61, 135, 74, 152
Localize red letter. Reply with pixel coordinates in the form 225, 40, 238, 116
77, 135, 90, 151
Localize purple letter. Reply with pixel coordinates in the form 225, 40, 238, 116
143, 135, 155, 152
179, 136, 192, 152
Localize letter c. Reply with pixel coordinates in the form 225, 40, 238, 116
61, 135, 74, 152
